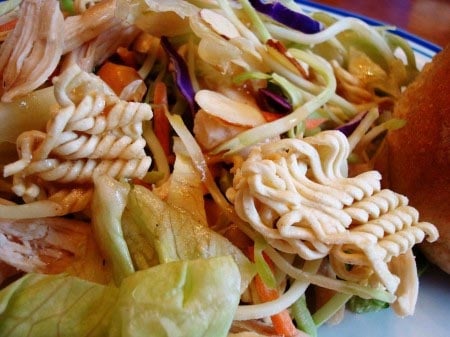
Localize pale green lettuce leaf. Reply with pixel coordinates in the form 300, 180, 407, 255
116, 0, 198, 37
0, 256, 241, 337
92, 175, 135, 285
166, 138, 208, 226
125, 184, 255, 293
121, 213, 160, 270
109, 256, 241, 337
0, 273, 118, 337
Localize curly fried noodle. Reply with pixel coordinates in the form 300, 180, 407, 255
4, 64, 153, 203
0, 0, 440, 335
229, 130, 438, 294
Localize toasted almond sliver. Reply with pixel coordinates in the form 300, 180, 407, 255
199, 9, 240, 39
195, 89, 265, 127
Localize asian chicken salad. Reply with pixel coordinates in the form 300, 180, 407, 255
0, 1, 441, 336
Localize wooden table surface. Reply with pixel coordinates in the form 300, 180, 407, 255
308, 0, 450, 48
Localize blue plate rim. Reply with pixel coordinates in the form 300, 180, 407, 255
295, 0, 442, 57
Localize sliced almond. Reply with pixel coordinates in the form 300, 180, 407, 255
193, 109, 247, 150
199, 9, 240, 39
195, 89, 265, 127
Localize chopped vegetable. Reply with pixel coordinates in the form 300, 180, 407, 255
312, 293, 352, 327
249, 0, 323, 34
96, 61, 142, 96
0, 86, 56, 144
0, 273, 118, 337
109, 256, 241, 337
116, 46, 138, 68
160, 36, 197, 119
125, 184, 256, 293
152, 81, 171, 157
0, 0, 437, 336
253, 274, 299, 337
0, 257, 241, 337
60, 0, 75, 15
257, 87, 292, 114
0, 0, 22, 16
292, 295, 317, 337
92, 175, 134, 286
347, 296, 389, 314
0, 18, 18, 33
335, 111, 368, 136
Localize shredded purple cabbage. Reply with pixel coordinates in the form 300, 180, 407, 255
160, 36, 197, 120
257, 88, 292, 113
249, 0, 323, 34
335, 111, 368, 136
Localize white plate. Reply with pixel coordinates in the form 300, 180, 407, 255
293, 2, 448, 337
318, 265, 450, 337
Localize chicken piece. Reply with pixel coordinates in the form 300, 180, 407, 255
63, 21, 141, 73
0, 0, 64, 102
0, 0, 138, 102
0, 217, 111, 284
62, 0, 121, 54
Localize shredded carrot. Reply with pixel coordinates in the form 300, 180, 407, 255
246, 245, 274, 269
153, 82, 171, 158
261, 110, 284, 122
0, 18, 18, 33
247, 245, 299, 336
253, 274, 299, 337
97, 61, 141, 96
305, 118, 328, 130
116, 47, 138, 68
261, 111, 327, 130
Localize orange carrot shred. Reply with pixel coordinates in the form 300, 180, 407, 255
116, 47, 138, 68
153, 82, 171, 158
261, 110, 284, 122
253, 275, 299, 337
97, 62, 141, 96
0, 18, 18, 33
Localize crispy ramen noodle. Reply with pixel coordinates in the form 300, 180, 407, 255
3, 64, 153, 212
228, 130, 438, 303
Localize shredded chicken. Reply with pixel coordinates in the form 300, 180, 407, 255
0, 0, 64, 102
63, 20, 140, 72
0, 0, 137, 102
62, 0, 122, 54
0, 217, 90, 273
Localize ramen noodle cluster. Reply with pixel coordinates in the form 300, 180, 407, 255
0, 1, 439, 337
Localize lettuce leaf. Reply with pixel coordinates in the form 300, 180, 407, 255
92, 175, 135, 285
109, 256, 241, 337
116, 0, 198, 37
0, 273, 118, 337
0, 256, 241, 337
165, 138, 208, 227
125, 184, 255, 293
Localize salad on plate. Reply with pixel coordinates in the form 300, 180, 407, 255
0, 0, 441, 336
